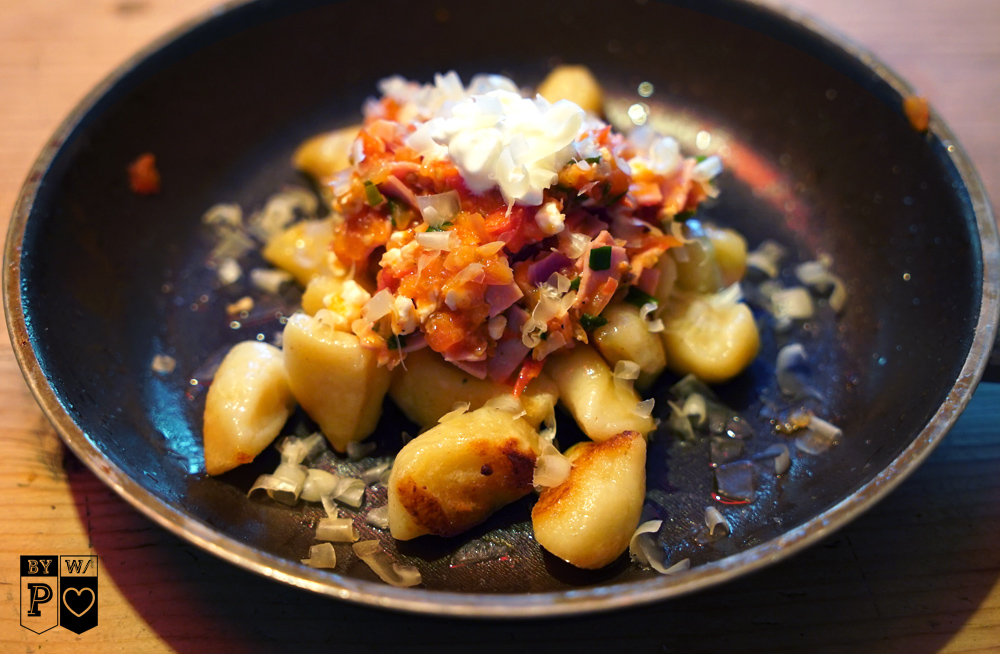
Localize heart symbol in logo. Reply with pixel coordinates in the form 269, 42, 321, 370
62, 587, 95, 618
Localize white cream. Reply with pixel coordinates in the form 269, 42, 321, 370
534, 201, 566, 236
389, 73, 587, 207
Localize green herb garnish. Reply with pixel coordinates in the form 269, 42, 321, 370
674, 209, 696, 222
569, 277, 581, 292
364, 181, 385, 207
387, 333, 407, 350
589, 245, 612, 271
579, 313, 608, 331
426, 221, 453, 232
585, 156, 602, 165
625, 286, 658, 308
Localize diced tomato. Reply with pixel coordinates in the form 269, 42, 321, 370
127, 153, 160, 194
513, 359, 544, 397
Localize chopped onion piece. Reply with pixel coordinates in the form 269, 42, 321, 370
278, 432, 326, 465
365, 505, 390, 530
416, 190, 461, 227
710, 437, 744, 466
614, 360, 641, 380
705, 506, 730, 536
301, 543, 337, 569
770, 286, 814, 320
216, 257, 242, 285
362, 461, 392, 485
362, 289, 394, 321
795, 260, 834, 293
352, 541, 422, 588
202, 202, 243, 229
682, 393, 707, 427
809, 415, 842, 439
316, 517, 359, 543
691, 155, 723, 182
248, 463, 307, 506
746, 240, 787, 278
415, 230, 454, 251
667, 400, 695, 440
439, 401, 471, 423
533, 441, 573, 489
639, 301, 664, 332
829, 276, 848, 313
301, 468, 340, 502
656, 558, 692, 575
151, 354, 176, 375
250, 268, 294, 294
534, 330, 567, 360
629, 519, 662, 564
484, 394, 527, 418
754, 443, 792, 474
710, 282, 744, 308
776, 343, 812, 398
633, 398, 655, 418
346, 440, 376, 461
320, 477, 367, 511
564, 232, 590, 259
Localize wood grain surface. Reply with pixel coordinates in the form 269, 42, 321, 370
1, 1, 998, 652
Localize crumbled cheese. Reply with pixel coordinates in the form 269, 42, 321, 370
415, 297, 438, 322
381, 247, 403, 268
393, 295, 417, 334
487, 315, 507, 340
341, 280, 372, 308
534, 202, 566, 236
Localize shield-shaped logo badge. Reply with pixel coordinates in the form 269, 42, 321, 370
59, 555, 98, 634
20, 556, 59, 634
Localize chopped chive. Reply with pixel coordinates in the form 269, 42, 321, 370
674, 209, 696, 222
579, 313, 608, 331
539, 331, 549, 341
695, 155, 708, 163
606, 191, 628, 205
589, 245, 612, 271
625, 286, 658, 308
585, 156, 602, 165
425, 221, 453, 232
387, 333, 407, 350
569, 277, 581, 292
364, 181, 385, 207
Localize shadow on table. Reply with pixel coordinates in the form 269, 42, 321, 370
68, 385, 1000, 654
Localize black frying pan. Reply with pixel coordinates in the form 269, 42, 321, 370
5, 0, 998, 616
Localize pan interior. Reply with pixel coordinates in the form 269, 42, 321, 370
16, 0, 981, 597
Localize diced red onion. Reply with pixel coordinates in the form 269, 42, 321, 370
380, 175, 419, 209
528, 253, 573, 287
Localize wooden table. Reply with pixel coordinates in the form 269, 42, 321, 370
1, 1, 998, 652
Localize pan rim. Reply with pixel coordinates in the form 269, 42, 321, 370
4, 0, 998, 618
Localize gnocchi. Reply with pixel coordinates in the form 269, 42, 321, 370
203, 342, 296, 475
593, 303, 667, 390
388, 348, 558, 429
387, 406, 541, 540
546, 345, 655, 441
532, 431, 646, 569
282, 312, 391, 452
